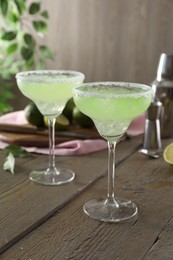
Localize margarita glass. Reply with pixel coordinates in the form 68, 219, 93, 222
16, 70, 85, 185
73, 82, 153, 222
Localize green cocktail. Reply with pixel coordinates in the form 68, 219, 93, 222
16, 70, 85, 185
17, 72, 83, 117
73, 82, 153, 222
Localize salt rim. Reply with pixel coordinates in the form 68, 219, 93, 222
73, 82, 154, 99
15, 70, 85, 83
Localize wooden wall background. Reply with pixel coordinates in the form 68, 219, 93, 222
13, 0, 173, 109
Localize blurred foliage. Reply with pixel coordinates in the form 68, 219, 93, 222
0, 0, 53, 114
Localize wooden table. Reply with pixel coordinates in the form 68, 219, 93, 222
0, 135, 173, 260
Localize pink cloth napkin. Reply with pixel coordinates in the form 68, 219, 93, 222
0, 111, 145, 155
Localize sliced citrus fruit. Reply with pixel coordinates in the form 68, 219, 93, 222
163, 143, 173, 165
55, 114, 69, 130
44, 114, 69, 131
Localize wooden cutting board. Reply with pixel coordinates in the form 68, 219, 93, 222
0, 125, 100, 147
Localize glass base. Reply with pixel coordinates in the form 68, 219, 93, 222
83, 197, 138, 223
29, 167, 75, 185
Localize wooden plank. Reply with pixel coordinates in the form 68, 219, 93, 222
143, 213, 173, 259
2, 138, 172, 259
0, 136, 141, 255
0, 124, 100, 147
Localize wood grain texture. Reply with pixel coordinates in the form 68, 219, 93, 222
144, 216, 173, 259
0, 126, 100, 147
12, 0, 173, 110
0, 136, 140, 255
1, 138, 172, 260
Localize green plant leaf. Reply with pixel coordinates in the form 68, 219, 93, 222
0, 101, 12, 115
4, 144, 32, 158
0, 0, 8, 16
24, 58, 35, 69
14, 0, 26, 15
36, 59, 45, 69
39, 45, 53, 60
29, 2, 40, 15
0, 71, 11, 79
0, 91, 13, 100
3, 152, 15, 174
41, 10, 49, 19
0, 56, 14, 69
33, 20, 47, 32
3, 144, 32, 174
1, 31, 17, 41
23, 33, 35, 47
9, 12, 19, 23
7, 43, 18, 54
21, 47, 33, 60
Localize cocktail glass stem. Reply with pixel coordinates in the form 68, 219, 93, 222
29, 113, 75, 185
83, 139, 138, 222
47, 117, 57, 174
105, 141, 119, 207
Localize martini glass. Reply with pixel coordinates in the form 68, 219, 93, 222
16, 70, 85, 185
73, 82, 153, 222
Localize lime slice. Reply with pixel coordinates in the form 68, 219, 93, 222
55, 114, 69, 130
44, 114, 69, 130
163, 143, 173, 165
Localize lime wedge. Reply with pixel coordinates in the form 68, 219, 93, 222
163, 143, 173, 165
55, 114, 69, 130
44, 114, 69, 131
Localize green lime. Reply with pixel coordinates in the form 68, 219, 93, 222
24, 102, 44, 127
73, 107, 94, 128
44, 114, 70, 131
163, 143, 173, 165
62, 98, 75, 122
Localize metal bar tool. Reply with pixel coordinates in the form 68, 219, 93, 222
139, 99, 162, 158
